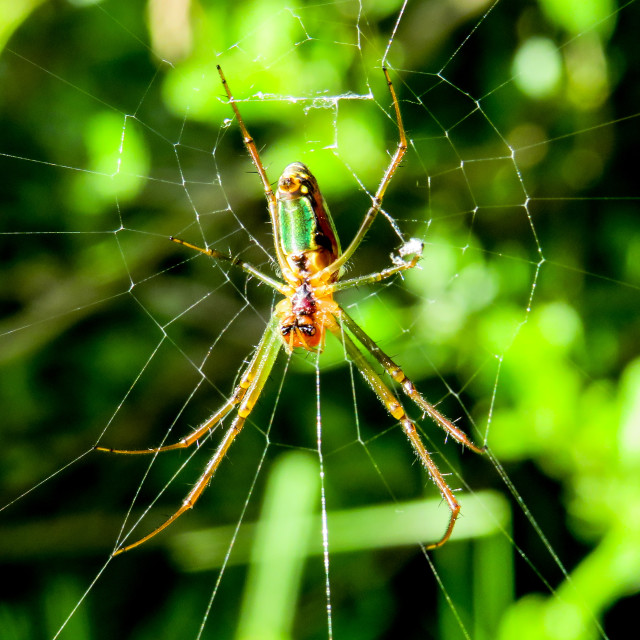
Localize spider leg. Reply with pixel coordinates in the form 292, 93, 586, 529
169, 236, 289, 294
326, 315, 461, 549
217, 65, 288, 269
337, 308, 486, 454
96, 316, 283, 455
96, 395, 241, 455
111, 316, 282, 555
317, 242, 422, 295
317, 67, 407, 283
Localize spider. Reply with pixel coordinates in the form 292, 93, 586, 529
97, 65, 485, 555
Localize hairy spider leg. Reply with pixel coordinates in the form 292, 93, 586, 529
217, 65, 294, 281
337, 308, 486, 455
312, 67, 407, 287
215, 65, 408, 291
168, 236, 289, 296
99, 317, 282, 555
166, 233, 422, 313
317, 244, 423, 297
326, 314, 463, 549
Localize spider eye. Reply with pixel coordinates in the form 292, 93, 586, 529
280, 320, 317, 337
298, 324, 316, 336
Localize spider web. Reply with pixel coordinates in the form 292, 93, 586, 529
1, 0, 638, 638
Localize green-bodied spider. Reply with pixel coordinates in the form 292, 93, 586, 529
97, 65, 486, 555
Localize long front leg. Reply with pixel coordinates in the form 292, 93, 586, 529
112, 318, 282, 555
326, 316, 461, 549
112, 413, 245, 555
337, 308, 486, 454
96, 317, 283, 455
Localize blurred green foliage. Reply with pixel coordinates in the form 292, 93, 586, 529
1, 0, 638, 639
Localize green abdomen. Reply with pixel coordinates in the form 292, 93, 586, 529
278, 197, 322, 256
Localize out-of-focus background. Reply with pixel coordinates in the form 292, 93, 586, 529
1, 0, 638, 638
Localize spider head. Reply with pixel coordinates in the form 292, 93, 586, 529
279, 315, 323, 351
275, 291, 330, 352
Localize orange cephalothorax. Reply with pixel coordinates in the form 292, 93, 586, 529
275, 282, 338, 351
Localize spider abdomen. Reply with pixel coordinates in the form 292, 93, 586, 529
276, 162, 341, 281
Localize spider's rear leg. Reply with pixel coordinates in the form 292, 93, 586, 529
314, 67, 408, 283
